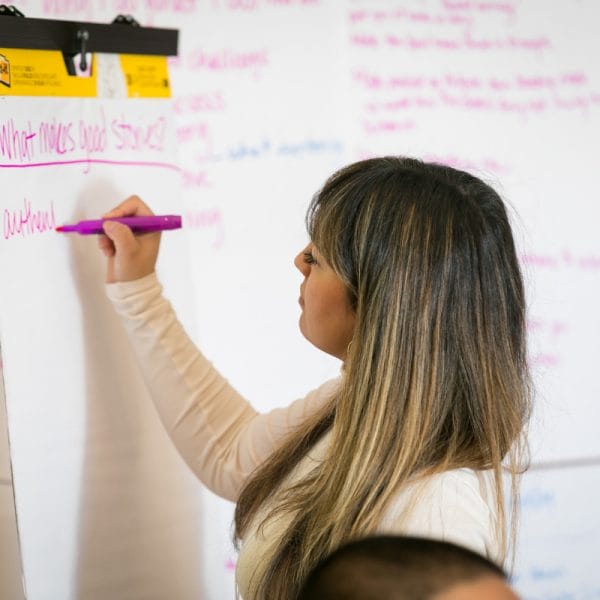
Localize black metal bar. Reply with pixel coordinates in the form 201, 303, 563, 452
0, 16, 178, 56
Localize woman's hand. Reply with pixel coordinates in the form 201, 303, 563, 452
98, 195, 161, 284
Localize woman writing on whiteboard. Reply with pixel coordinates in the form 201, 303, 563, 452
99, 157, 531, 600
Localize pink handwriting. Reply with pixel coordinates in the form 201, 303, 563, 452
3, 198, 56, 240
353, 71, 589, 94
211, 0, 318, 8
529, 353, 560, 368
353, 69, 597, 119
0, 119, 37, 162
521, 253, 560, 268
4, 113, 176, 164
363, 119, 416, 135
113, 0, 139, 12
224, 557, 236, 572
38, 118, 76, 156
35, 116, 108, 161
42, 0, 93, 17
182, 169, 212, 188
578, 255, 600, 270
350, 34, 378, 47
113, 0, 198, 14
177, 122, 211, 144
111, 115, 166, 152
267, 0, 318, 4
349, 2, 516, 25
185, 208, 224, 247
349, 8, 470, 27
177, 123, 213, 157
350, 32, 551, 52
79, 115, 107, 158
185, 48, 269, 72
211, 0, 258, 8
553, 96, 591, 112
442, 0, 516, 18
0, 159, 179, 171
144, 0, 198, 14
527, 318, 568, 337
173, 92, 226, 114
520, 252, 600, 271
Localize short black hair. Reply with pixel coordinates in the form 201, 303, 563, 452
296, 535, 507, 600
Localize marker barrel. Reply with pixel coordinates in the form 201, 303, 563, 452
57, 215, 182, 235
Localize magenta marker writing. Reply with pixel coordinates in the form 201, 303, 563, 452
56, 215, 182, 235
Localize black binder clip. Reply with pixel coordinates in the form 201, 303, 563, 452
0, 5, 25, 16
64, 28, 90, 76
76, 29, 89, 71
112, 14, 140, 27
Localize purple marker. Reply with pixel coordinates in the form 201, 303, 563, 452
56, 215, 182, 234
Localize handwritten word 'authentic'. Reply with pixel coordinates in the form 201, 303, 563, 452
3, 198, 56, 240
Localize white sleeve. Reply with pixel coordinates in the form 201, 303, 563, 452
106, 272, 338, 502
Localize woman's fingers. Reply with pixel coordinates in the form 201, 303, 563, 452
101, 195, 154, 219
97, 233, 115, 257
99, 195, 161, 283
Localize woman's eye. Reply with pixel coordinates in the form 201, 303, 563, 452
303, 251, 317, 265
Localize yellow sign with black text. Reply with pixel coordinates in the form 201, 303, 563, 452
0, 53, 11, 88
0, 48, 170, 98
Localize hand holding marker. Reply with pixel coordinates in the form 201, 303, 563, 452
56, 215, 182, 234
57, 196, 179, 283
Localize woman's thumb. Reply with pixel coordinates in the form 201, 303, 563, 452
102, 220, 136, 253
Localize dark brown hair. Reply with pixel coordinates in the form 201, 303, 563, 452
297, 535, 510, 600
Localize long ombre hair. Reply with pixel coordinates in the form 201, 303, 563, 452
234, 157, 531, 599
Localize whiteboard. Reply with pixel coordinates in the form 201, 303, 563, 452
3, 1, 600, 598
0, 97, 206, 599
0, 346, 24, 600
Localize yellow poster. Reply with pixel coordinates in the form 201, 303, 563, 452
0, 53, 10, 88
0, 49, 96, 97
120, 54, 171, 98
0, 49, 170, 98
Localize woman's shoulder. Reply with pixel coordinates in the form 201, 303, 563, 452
380, 468, 499, 560
258, 376, 341, 450
388, 468, 496, 521
280, 376, 341, 422
423, 468, 497, 505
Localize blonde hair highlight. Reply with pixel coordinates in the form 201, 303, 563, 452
234, 157, 531, 599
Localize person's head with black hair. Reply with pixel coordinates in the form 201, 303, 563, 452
296, 535, 519, 600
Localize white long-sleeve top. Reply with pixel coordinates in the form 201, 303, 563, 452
106, 273, 501, 599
